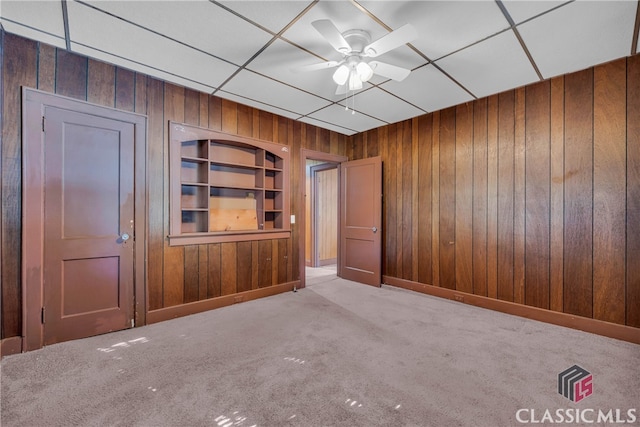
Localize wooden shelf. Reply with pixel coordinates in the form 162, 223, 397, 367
169, 122, 290, 246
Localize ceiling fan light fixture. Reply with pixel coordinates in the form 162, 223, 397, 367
333, 64, 350, 85
348, 71, 363, 91
356, 61, 373, 82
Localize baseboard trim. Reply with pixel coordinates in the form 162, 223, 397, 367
1, 336, 23, 357
318, 258, 337, 267
383, 276, 640, 345
147, 281, 298, 324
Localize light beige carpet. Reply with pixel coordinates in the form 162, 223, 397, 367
2, 276, 639, 426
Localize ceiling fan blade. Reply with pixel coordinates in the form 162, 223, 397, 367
369, 61, 412, 81
292, 60, 342, 73
312, 19, 351, 53
335, 85, 347, 95
363, 24, 417, 57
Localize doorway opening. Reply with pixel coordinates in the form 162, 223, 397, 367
298, 150, 347, 288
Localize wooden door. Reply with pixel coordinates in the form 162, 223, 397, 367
311, 164, 338, 267
339, 156, 382, 286
42, 106, 135, 345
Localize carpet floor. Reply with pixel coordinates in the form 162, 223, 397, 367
1, 275, 639, 426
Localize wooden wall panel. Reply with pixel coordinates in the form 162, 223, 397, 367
524, 81, 551, 309
472, 99, 488, 296
417, 115, 433, 285
626, 55, 640, 328
438, 107, 456, 290
455, 103, 473, 294
1, 34, 37, 339
563, 69, 594, 319
401, 121, 413, 280
2, 32, 640, 341
593, 60, 626, 324
497, 91, 515, 301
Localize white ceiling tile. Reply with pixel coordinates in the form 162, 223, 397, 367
344, 88, 424, 126
382, 64, 473, 113
0, 0, 66, 48
517, 0, 637, 79
221, 69, 330, 116
437, 30, 539, 99
247, 39, 342, 100
307, 104, 386, 134
360, 0, 510, 60
297, 116, 357, 136
71, 43, 217, 94
219, 1, 313, 34
217, 91, 302, 121
81, 0, 273, 66
501, 1, 570, 24
67, 1, 239, 89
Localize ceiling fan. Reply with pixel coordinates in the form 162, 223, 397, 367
295, 19, 418, 94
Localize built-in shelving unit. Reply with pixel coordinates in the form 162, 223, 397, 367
169, 122, 290, 246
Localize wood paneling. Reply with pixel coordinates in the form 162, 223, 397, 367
1, 34, 346, 339
563, 68, 593, 319
1, 32, 639, 340
524, 81, 551, 309
626, 54, 640, 328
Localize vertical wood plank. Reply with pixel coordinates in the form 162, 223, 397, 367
209, 96, 222, 130
593, 60, 626, 324
146, 78, 164, 310
412, 119, 419, 281
379, 126, 388, 276
627, 55, 640, 328
163, 83, 186, 307
497, 91, 515, 301
271, 239, 279, 286
260, 110, 275, 142
439, 107, 456, 290
486, 95, 499, 299
258, 240, 272, 288
563, 68, 594, 319
549, 76, 565, 313
115, 68, 135, 112
513, 88, 526, 305
184, 88, 200, 126
208, 244, 222, 298
221, 99, 238, 133
237, 241, 253, 293
367, 129, 379, 157
199, 92, 209, 127
198, 245, 208, 300
251, 241, 259, 290
37, 43, 56, 93
431, 112, 441, 286
1, 34, 37, 338
221, 243, 237, 295
402, 121, 413, 280
385, 124, 397, 277
473, 98, 488, 296
396, 125, 404, 278
184, 246, 199, 303
55, 50, 87, 100
87, 59, 115, 106
525, 81, 551, 309
134, 74, 147, 115
417, 115, 433, 284
237, 103, 252, 137
455, 103, 473, 294
278, 239, 288, 284
317, 127, 330, 153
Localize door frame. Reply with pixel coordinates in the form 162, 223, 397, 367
22, 88, 147, 351
310, 163, 338, 268
298, 149, 347, 288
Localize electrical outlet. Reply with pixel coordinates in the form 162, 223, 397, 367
453, 294, 464, 303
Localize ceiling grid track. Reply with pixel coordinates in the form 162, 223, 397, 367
632, 0, 640, 55
61, 0, 71, 51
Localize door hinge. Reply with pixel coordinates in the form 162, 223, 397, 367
41, 307, 45, 324
42, 116, 45, 132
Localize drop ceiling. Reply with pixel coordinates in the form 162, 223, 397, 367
1, 0, 639, 135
